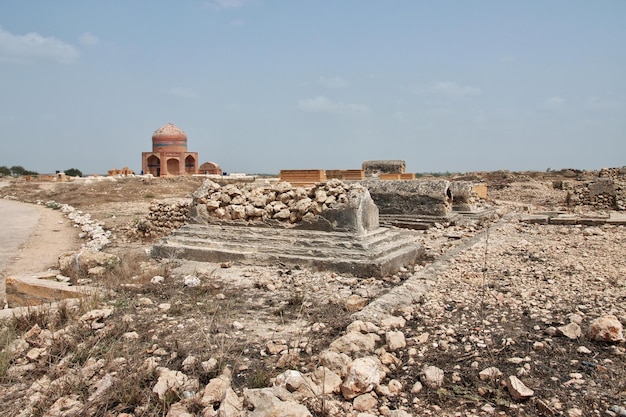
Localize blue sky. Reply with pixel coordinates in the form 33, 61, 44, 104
1, 1, 624, 175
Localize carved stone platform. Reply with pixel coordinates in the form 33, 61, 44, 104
151, 223, 421, 278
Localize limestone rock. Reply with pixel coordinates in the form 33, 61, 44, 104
345, 295, 369, 312
587, 315, 625, 342
201, 367, 232, 406
557, 322, 582, 339
341, 356, 384, 400
507, 375, 534, 401
319, 350, 352, 377
217, 387, 243, 417
242, 388, 312, 417
274, 369, 319, 398
479, 367, 503, 381
353, 392, 378, 411
329, 332, 379, 354
153, 368, 192, 400
310, 366, 342, 394
385, 331, 406, 351
420, 365, 444, 389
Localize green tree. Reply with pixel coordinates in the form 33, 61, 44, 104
64, 168, 83, 177
10, 165, 26, 176
0, 166, 10, 176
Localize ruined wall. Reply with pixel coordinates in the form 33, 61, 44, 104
134, 201, 191, 238
189, 179, 379, 234
566, 178, 626, 211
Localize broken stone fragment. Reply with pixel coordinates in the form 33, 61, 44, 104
507, 375, 534, 401
556, 322, 582, 339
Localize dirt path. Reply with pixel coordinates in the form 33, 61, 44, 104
0, 199, 80, 306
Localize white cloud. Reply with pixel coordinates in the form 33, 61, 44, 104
79, 32, 99, 46
161, 88, 200, 99
585, 96, 622, 111
297, 96, 371, 115
0, 25, 79, 63
205, 0, 246, 10
430, 81, 482, 97
319, 76, 348, 89
543, 96, 566, 109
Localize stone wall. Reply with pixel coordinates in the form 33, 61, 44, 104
566, 178, 626, 211
189, 179, 380, 234
135, 201, 191, 238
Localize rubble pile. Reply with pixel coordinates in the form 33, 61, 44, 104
190, 178, 372, 227
598, 167, 626, 179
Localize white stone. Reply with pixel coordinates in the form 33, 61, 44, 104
421, 365, 444, 389
341, 356, 384, 399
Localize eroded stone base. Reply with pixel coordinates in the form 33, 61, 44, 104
151, 223, 422, 278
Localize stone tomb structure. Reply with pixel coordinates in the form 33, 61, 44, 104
361, 179, 492, 230
199, 161, 222, 175
142, 123, 198, 177
362, 160, 406, 178
152, 179, 421, 277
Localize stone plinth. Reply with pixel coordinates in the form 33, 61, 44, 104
151, 224, 421, 278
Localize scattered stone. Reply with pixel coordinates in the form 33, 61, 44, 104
421, 365, 444, 389
353, 392, 378, 411
183, 275, 201, 287
587, 315, 625, 342
479, 367, 502, 381
341, 356, 384, 400
385, 331, 406, 351
506, 375, 534, 401
557, 322, 582, 339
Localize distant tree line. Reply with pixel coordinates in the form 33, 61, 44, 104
0, 166, 83, 177
0, 165, 39, 177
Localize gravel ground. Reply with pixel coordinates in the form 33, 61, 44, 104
1, 173, 625, 417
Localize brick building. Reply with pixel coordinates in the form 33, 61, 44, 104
141, 123, 198, 176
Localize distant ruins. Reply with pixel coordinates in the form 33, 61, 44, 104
141, 123, 222, 177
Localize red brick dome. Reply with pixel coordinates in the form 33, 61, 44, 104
152, 123, 187, 153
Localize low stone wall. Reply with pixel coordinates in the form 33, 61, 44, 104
135, 200, 191, 238
567, 178, 626, 211
189, 179, 379, 234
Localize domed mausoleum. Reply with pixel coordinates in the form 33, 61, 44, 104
141, 123, 198, 176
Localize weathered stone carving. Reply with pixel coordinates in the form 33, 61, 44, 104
360, 179, 452, 216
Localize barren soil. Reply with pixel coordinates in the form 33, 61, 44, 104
0, 172, 625, 417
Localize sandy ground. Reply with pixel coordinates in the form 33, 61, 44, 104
0, 196, 80, 306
